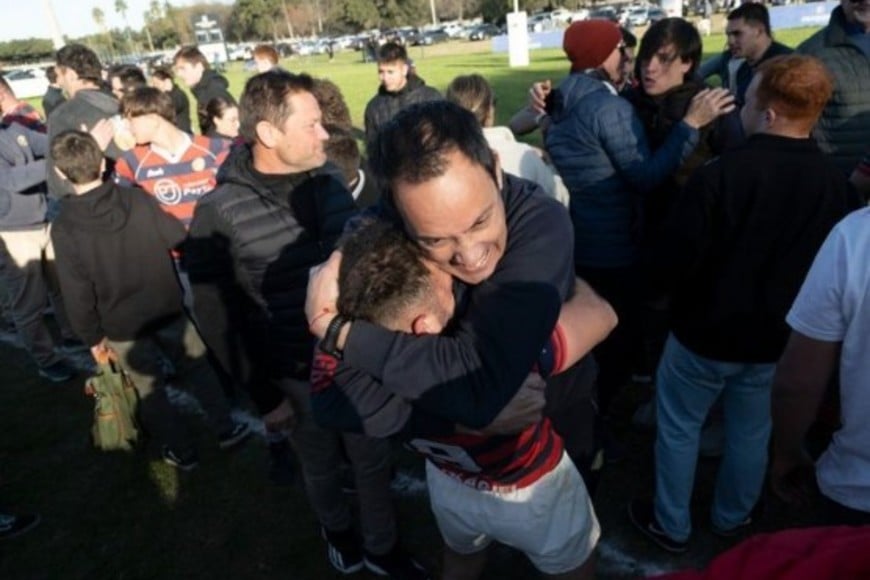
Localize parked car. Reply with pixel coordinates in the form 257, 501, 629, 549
589, 6, 620, 21
411, 28, 450, 46
1, 68, 48, 100
647, 7, 668, 23
527, 13, 554, 32
468, 23, 501, 41
549, 8, 575, 24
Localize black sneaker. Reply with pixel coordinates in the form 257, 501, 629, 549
161, 446, 199, 471
0, 513, 40, 540
58, 338, 89, 354
267, 439, 297, 486
628, 498, 689, 554
711, 516, 753, 538
322, 526, 364, 574
37, 361, 76, 383
364, 546, 430, 580
217, 422, 250, 450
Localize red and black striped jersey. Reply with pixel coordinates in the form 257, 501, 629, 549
113, 134, 230, 229
406, 417, 564, 490
2, 102, 45, 133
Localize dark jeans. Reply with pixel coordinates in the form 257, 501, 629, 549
575, 264, 642, 416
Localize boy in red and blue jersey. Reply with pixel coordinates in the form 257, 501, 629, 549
113, 87, 229, 229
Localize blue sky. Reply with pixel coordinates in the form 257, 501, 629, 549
0, 0, 233, 44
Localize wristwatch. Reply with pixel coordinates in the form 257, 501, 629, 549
319, 314, 349, 359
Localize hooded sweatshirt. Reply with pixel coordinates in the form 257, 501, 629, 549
46, 87, 122, 198
190, 69, 233, 135
51, 181, 186, 346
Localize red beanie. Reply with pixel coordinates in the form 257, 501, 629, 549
562, 20, 622, 73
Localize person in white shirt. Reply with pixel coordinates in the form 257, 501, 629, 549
446, 74, 570, 208
771, 207, 870, 525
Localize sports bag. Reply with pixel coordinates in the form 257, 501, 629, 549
84, 357, 140, 451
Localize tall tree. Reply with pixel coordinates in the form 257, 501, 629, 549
92, 6, 115, 55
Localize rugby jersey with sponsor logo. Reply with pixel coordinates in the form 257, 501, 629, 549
113, 134, 230, 229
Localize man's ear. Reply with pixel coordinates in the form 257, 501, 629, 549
53, 166, 68, 181
765, 108, 777, 130
99, 158, 106, 175
491, 148, 503, 190
411, 314, 437, 336
255, 120, 276, 148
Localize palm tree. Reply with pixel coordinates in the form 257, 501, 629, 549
92, 6, 115, 55
114, 0, 133, 51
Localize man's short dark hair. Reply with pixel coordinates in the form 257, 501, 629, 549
368, 100, 497, 204
636, 17, 703, 78
56, 44, 103, 85
121, 86, 175, 123
311, 78, 352, 130
239, 69, 314, 142
377, 42, 408, 64
173, 46, 210, 69
728, 3, 772, 36
50, 130, 103, 185
108, 64, 147, 96
338, 219, 431, 326
46, 66, 58, 84
324, 127, 360, 188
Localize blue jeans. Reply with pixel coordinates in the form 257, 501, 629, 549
654, 334, 774, 541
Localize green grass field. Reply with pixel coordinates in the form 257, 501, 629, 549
3, 26, 824, 580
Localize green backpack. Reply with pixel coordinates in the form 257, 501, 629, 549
85, 361, 140, 451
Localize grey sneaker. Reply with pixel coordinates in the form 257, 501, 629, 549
322, 526, 364, 574
217, 422, 250, 450
38, 361, 76, 383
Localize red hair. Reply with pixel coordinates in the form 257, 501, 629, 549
754, 55, 833, 131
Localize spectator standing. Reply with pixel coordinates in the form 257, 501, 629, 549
629, 55, 862, 553
363, 42, 441, 144
446, 74, 569, 207
771, 205, 870, 526
185, 70, 425, 578
544, 19, 733, 418
48, 43, 129, 198
173, 47, 235, 135
41, 66, 66, 119
50, 130, 249, 470
150, 65, 192, 134
797, 0, 870, 173
0, 117, 81, 381
700, 4, 793, 106
253, 44, 280, 73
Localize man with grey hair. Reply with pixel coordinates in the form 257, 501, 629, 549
185, 70, 428, 579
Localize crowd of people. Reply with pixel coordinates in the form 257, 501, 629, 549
1, 0, 869, 578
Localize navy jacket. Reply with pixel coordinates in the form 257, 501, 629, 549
545, 72, 699, 269
0, 123, 48, 230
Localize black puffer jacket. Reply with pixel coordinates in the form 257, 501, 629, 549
363, 74, 441, 143
190, 69, 234, 134
185, 144, 357, 413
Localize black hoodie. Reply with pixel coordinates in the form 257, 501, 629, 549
363, 74, 441, 144
191, 69, 234, 135
51, 181, 186, 346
